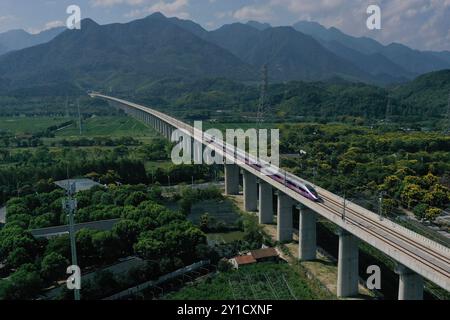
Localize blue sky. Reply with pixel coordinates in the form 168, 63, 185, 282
1, 0, 449, 51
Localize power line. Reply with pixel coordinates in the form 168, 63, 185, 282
256, 64, 269, 128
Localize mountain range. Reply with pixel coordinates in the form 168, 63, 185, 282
0, 27, 64, 56
0, 12, 449, 94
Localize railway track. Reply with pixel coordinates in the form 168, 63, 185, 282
317, 193, 450, 278
92, 93, 450, 291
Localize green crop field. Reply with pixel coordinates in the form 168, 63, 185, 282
55, 116, 155, 138
165, 262, 333, 300
0, 115, 160, 139
202, 122, 280, 132
0, 117, 65, 134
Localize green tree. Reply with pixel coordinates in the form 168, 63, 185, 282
425, 207, 442, 222
200, 213, 210, 232
0, 264, 43, 300
92, 231, 121, 262
124, 191, 149, 207
112, 219, 140, 254
6, 247, 33, 269
400, 184, 424, 208
413, 203, 429, 220
134, 237, 164, 260
41, 252, 69, 282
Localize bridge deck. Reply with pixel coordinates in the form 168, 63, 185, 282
91, 93, 450, 292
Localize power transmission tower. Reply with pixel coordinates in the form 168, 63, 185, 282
256, 64, 269, 128
77, 99, 82, 135
385, 96, 392, 122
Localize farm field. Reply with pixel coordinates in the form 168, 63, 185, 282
0, 117, 65, 134
202, 122, 280, 132
165, 262, 333, 300
55, 116, 155, 138
0, 115, 158, 139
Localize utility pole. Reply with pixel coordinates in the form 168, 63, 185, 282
313, 167, 317, 185
378, 191, 386, 221
342, 191, 346, 221
63, 182, 80, 301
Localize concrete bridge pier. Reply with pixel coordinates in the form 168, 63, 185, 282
297, 205, 317, 261
192, 139, 203, 164
259, 181, 273, 224
395, 264, 423, 300
164, 123, 170, 139
163, 123, 168, 138
277, 192, 294, 242
156, 119, 161, 134
337, 229, 359, 297
243, 171, 257, 211
224, 164, 240, 195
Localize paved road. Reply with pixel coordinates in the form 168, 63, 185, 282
30, 219, 120, 238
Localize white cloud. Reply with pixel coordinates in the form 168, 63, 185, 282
125, 0, 190, 19
232, 5, 273, 21
90, 0, 145, 7
0, 15, 15, 25
27, 20, 65, 34
261, 0, 450, 51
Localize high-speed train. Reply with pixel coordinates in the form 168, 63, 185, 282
204, 134, 322, 202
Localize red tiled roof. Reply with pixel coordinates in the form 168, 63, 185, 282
233, 255, 257, 265
250, 248, 278, 260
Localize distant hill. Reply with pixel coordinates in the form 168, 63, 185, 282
293, 21, 450, 80
0, 13, 449, 94
0, 27, 64, 55
246, 21, 272, 31
0, 14, 256, 93
200, 23, 374, 82
392, 70, 450, 117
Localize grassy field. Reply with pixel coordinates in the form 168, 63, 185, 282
0, 115, 158, 139
55, 116, 155, 138
189, 199, 241, 226
203, 122, 281, 131
0, 117, 65, 134
145, 160, 174, 172
165, 262, 332, 300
